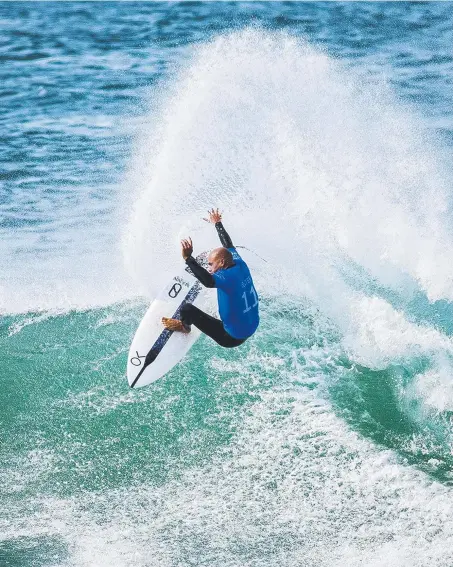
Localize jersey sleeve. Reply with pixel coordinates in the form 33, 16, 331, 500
230, 247, 244, 263
212, 269, 233, 292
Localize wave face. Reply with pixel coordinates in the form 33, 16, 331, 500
2, 3, 453, 566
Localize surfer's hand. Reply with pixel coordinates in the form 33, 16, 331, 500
203, 208, 222, 224
181, 237, 193, 260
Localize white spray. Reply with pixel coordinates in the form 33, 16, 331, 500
123, 30, 453, 409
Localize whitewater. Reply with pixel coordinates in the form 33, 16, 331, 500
2, 3, 453, 566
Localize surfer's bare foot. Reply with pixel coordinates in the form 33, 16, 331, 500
162, 317, 191, 333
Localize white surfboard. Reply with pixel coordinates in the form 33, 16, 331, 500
127, 246, 265, 389
127, 253, 209, 388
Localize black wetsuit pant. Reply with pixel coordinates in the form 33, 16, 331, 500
180, 304, 246, 348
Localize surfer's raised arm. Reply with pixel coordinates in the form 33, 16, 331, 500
204, 208, 234, 249
181, 237, 216, 288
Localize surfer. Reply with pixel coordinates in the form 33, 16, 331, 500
162, 209, 259, 347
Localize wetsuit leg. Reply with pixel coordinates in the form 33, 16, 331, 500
180, 304, 246, 348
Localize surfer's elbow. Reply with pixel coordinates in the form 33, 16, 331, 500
195, 273, 216, 287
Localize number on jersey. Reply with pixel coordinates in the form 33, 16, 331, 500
242, 286, 258, 313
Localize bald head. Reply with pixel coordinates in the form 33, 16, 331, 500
207, 247, 234, 273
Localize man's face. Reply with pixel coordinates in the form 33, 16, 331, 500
207, 251, 224, 274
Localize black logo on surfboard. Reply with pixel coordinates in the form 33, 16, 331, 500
130, 351, 146, 366
168, 283, 182, 298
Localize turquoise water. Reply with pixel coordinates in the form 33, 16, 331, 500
2, 3, 453, 566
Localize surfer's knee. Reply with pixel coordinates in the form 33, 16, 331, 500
180, 303, 195, 322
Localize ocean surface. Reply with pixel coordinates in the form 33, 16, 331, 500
2, 2, 453, 566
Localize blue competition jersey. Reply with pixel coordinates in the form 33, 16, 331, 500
212, 248, 260, 339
